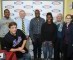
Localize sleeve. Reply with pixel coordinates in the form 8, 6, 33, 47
29, 20, 34, 40
41, 24, 45, 42
62, 23, 65, 42
52, 24, 57, 46
25, 20, 30, 36
0, 20, 3, 29
41, 18, 45, 24
19, 29, 27, 40
2, 37, 11, 51
43, 19, 45, 23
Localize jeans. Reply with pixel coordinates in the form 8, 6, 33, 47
18, 53, 31, 60
42, 41, 53, 59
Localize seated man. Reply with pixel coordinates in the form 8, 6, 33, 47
2, 22, 31, 60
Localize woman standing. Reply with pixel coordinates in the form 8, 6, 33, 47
63, 14, 73, 60
55, 13, 63, 60
41, 12, 57, 60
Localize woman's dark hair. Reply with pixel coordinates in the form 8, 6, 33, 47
46, 12, 53, 23
8, 22, 17, 28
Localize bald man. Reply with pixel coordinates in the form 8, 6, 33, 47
29, 9, 45, 60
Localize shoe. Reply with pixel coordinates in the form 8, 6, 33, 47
38, 58, 42, 60
34, 58, 38, 60
43, 58, 48, 60
49, 58, 53, 60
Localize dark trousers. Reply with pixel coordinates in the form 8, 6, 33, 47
32, 34, 41, 59
0, 37, 3, 49
63, 45, 73, 60
67, 54, 73, 60
63, 44, 68, 60
54, 38, 63, 60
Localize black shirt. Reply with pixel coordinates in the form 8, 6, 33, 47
63, 23, 73, 44
41, 22, 57, 43
3, 29, 28, 58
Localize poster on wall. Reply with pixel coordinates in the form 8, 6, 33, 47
2, 0, 64, 57
2, 0, 63, 22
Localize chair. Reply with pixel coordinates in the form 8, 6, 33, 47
0, 50, 17, 60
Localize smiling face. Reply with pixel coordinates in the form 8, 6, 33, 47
4, 9, 10, 19
46, 12, 53, 24
19, 10, 26, 19
9, 22, 17, 35
35, 10, 40, 18
9, 25, 17, 34
56, 14, 63, 22
47, 15, 52, 23
66, 14, 72, 24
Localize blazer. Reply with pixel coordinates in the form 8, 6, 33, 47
62, 22, 73, 57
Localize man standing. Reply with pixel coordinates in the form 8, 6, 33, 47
29, 9, 45, 60
3, 22, 31, 60
0, 9, 13, 49
15, 10, 30, 49
15, 10, 30, 39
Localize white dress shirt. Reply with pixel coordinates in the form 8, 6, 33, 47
15, 17, 30, 36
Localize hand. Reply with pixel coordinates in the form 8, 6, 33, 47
49, 41, 53, 47
10, 48, 16, 52
43, 41, 46, 45
26, 35, 29, 40
32, 40, 35, 44
49, 41, 52, 45
20, 50, 26, 53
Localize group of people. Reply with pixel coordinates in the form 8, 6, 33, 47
0, 9, 73, 60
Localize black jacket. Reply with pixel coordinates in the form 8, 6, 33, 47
62, 22, 73, 57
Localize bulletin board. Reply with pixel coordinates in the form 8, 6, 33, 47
2, 0, 64, 22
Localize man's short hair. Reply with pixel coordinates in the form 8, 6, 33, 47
8, 22, 17, 28
4, 9, 10, 13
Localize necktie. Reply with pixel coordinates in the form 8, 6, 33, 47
22, 19, 25, 34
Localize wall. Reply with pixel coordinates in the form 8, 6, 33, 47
64, 0, 73, 19
2, 1, 63, 21
1, 0, 73, 20
0, 0, 1, 19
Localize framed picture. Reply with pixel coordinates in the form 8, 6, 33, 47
72, 2, 73, 9
70, 2, 73, 9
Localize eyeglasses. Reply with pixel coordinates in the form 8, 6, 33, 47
66, 18, 71, 19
